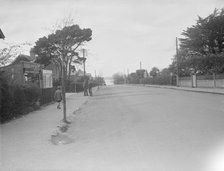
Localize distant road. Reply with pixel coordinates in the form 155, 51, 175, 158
104, 77, 114, 85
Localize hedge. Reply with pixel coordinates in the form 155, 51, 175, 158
141, 75, 175, 85
0, 83, 41, 123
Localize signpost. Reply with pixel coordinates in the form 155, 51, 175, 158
42, 70, 53, 88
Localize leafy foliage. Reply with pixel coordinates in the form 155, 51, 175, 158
127, 72, 139, 84
33, 24, 92, 84
136, 69, 147, 79
180, 8, 224, 55
0, 82, 41, 123
149, 67, 160, 77
170, 9, 224, 76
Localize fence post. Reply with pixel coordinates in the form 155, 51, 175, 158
192, 74, 197, 88
213, 73, 216, 88
176, 75, 179, 87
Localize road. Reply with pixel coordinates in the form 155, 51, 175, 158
67, 85, 224, 171
2, 85, 224, 171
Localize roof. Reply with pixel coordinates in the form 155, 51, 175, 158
0, 29, 5, 39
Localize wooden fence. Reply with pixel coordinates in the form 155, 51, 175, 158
40, 87, 56, 105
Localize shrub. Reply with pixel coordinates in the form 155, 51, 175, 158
23, 85, 41, 106
13, 86, 26, 116
0, 84, 41, 124
0, 82, 14, 122
142, 75, 172, 85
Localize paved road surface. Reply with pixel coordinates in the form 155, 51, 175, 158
66, 85, 224, 171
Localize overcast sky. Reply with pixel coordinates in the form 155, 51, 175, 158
0, 0, 223, 77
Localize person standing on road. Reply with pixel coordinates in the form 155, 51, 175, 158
83, 77, 89, 96
54, 86, 62, 109
88, 79, 93, 96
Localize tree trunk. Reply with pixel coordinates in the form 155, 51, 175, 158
61, 55, 67, 122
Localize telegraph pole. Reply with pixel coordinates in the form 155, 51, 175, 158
127, 68, 129, 84
176, 37, 179, 87
123, 69, 126, 84
83, 49, 86, 76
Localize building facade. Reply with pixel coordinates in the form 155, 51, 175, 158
0, 61, 42, 87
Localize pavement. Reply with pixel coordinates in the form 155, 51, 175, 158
0, 87, 98, 170
136, 84, 224, 95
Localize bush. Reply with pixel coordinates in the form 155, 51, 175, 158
0, 81, 14, 122
13, 86, 26, 116
0, 84, 41, 124
142, 75, 172, 85
23, 85, 41, 106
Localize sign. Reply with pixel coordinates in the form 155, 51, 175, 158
42, 70, 53, 88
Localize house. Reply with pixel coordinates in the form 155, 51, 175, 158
136, 69, 148, 78
0, 60, 42, 87
0, 54, 44, 87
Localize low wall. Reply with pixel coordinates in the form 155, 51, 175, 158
179, 80, 192, 87
179, 74, 224, 88
216, 79, 224, 88
197, 80, 215, 88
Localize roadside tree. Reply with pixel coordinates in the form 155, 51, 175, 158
180, 8, 224, 55
149, 67, 160, 77
33, 24, 92, 84
170, 8, 224, 77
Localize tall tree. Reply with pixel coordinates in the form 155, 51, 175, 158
180, 8, 224, 55
33, 24, 92, 83
33, 24, 92, 122
172, 8, 224, 76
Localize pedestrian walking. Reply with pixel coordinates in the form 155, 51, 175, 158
54, 86, 62, 109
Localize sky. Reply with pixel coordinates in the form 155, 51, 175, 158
0, 0, 223, 77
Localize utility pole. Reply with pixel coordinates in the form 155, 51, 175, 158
97, 71, 100, 89
140, 62, 142, 70
83, 49, 86, 76
176, 37, 179, 87
95, 70, 99, 88
127, 68, 129, 84
123, 69, 126, 84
